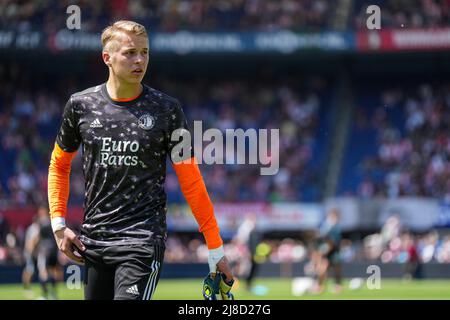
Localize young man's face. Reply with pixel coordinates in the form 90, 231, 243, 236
103, 32, 149, 85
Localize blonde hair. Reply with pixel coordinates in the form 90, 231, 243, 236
101, 20, 148, 52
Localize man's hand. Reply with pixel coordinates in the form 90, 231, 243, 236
54, 227, 86, 264
216, 256, 234, 283
202, 271, 234, 300
208, 246, 234, 282
216, 257, 235, 299
205, 245, 235, 300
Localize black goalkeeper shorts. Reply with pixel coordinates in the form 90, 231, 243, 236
81, 241, 165, 300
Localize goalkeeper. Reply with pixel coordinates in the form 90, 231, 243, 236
48, 20, 233, 300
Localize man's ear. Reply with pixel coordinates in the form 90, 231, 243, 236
102, 51, 112, 67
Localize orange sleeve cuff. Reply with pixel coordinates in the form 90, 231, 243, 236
172, 157, 223, 249
48, 143, 77, 219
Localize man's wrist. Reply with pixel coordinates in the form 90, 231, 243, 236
51, 217, 66, 233
208, 245, 225, 273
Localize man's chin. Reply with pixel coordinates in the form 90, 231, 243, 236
126, 77, 144, 84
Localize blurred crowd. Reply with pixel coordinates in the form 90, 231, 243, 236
142, 214, 450, 270
0, 212, 309, 266
0, 64, 325, 208
159, 75, 324, 203
2, 210, 450, 268
0, 0, 335, 32
354, 83, 450, 199
364, 215, 450, 265
5, 69, 450, 206
3, 0, 449, 33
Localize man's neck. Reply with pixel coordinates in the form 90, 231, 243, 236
106, 77, 142, 100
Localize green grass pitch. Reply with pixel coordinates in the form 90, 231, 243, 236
1, 278, 450, 300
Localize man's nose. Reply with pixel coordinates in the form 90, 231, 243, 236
134, 54, 144, 64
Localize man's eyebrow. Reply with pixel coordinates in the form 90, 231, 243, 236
122, 47, 149, 51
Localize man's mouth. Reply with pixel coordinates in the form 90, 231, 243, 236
132, 69, 143, 75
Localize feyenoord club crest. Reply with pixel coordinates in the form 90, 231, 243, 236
138, 114, 155, 130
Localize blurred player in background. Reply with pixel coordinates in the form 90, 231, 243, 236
232, 213, 261, 291
312, 208, 342, 293
36, 205, 62, 300
48, 20, 233, 300
22, 214, 40, 298
403, 232, 423, 280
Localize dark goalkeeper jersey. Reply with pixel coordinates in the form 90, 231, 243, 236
56, 83, 192, 246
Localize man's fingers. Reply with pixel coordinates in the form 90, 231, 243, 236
60, 237, 84, 264
71, 236, 86, 252
62, 248, 84, 264
216, 257, 233, 282
60, 238, 70, 252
